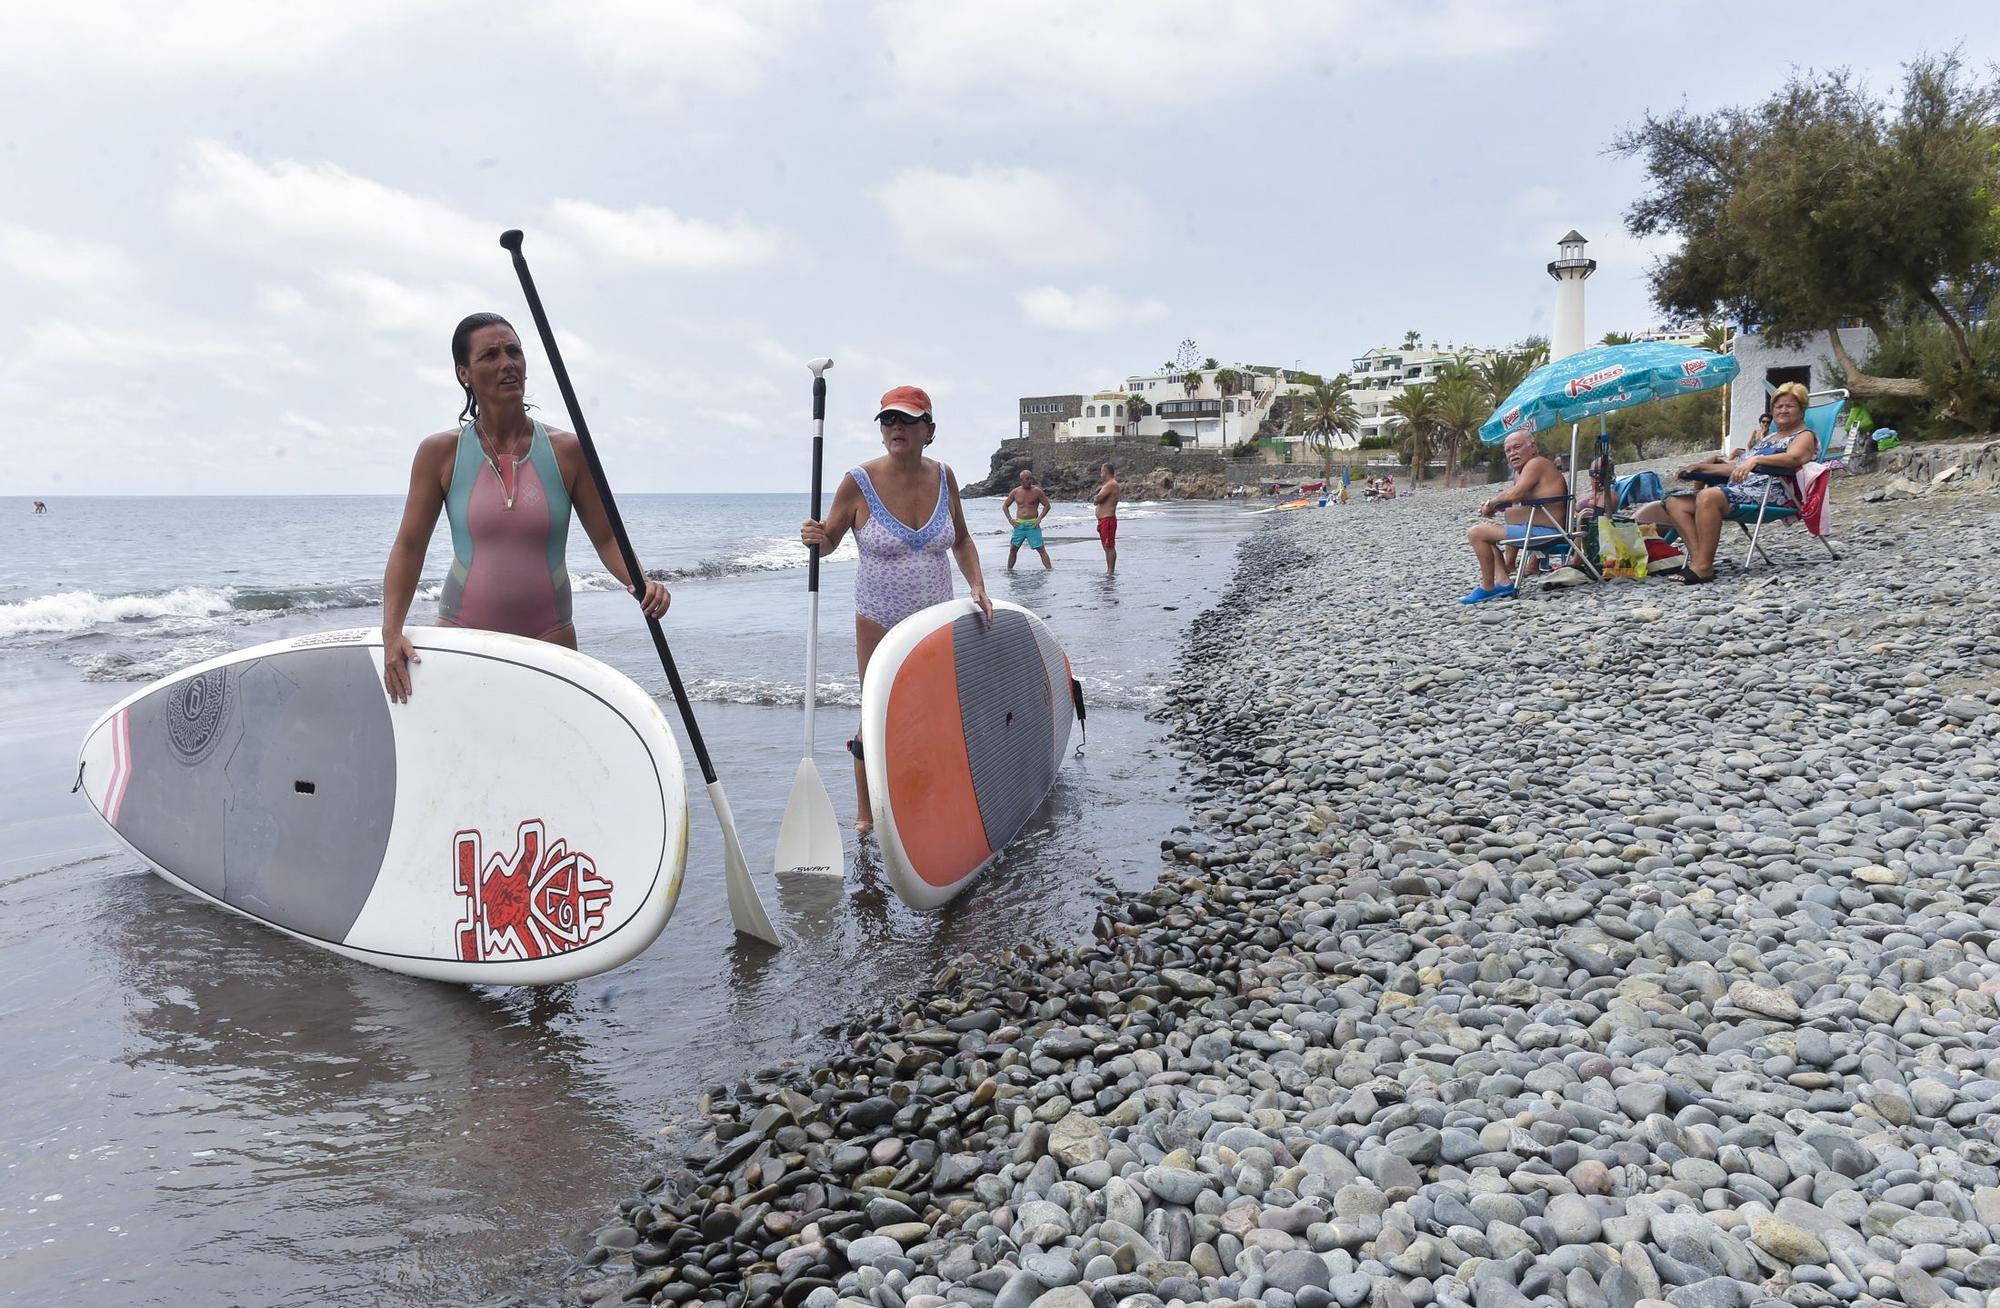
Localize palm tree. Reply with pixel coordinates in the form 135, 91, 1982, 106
1600, 331, 1637, 346
1384, 384, 1442, 485
1432, 377, 1491, 484
1214, 368, 1241, 397
1181, 369, 1203, 398
1124, 392, 1147, 424
1294, 376, 1360, 485
1699, 321, 1731, 354
1475, 350, 1537, 410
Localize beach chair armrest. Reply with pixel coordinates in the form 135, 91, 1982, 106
1680, 470, 1728, 486
1515, 494, 1570, 507
1747, 459, 1799, 476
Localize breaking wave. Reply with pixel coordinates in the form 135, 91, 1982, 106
0, 587, 239, 637
0, 581, 404, 641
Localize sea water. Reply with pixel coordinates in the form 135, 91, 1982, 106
0, 492, 1251, 1306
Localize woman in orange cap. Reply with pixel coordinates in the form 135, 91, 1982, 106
799, 385, 992, 833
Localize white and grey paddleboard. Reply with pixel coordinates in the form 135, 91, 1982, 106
76, 626, 688, 985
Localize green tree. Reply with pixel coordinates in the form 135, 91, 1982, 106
1402, 330, 1423, 350
1463, 349, 1547, 470
1476, 351, 1537, 409
1600, 330, 1638, 346
1611, 51, 2000, 424
1384, 384, 1442, 484
1214, 367, 1242, 397
1431, 376, 1491, 483
1124, 393, 1148, 423
1290, 376, 1360, 484
1606, 388, 1726, 460
1181, 369, 1203, 398
1699, 321, 1732, 354
1159, 430, 1183, 448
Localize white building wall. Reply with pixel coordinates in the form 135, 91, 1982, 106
1120, 368, 1290, 448
1727, 326, 1876, 449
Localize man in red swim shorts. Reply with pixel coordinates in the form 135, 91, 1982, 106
1091, 462, 1120, 576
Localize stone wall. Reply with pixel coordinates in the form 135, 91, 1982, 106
1859, 436, 2000, 501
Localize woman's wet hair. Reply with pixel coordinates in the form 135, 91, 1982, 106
451, 312, 516, 424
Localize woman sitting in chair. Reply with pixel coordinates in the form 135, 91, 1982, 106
1660, 382, 1818, 585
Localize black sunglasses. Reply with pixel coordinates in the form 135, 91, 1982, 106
878, 412, 927, 427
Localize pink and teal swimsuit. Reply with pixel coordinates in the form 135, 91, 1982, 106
437, 421, 574, 638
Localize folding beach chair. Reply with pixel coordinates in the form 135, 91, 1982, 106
1728, 388, 1845, 569
1505, 491, 1601, 588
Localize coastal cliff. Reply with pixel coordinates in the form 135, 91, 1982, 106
960, 438, 1231, 500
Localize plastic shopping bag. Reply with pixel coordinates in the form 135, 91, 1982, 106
1597, 521, 1650, 579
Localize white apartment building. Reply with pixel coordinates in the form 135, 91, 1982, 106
1347, 345, 1494, 442
1633, 323, 1706, 347
1110, 366, 1304, 448
1053, 391, 1131, 442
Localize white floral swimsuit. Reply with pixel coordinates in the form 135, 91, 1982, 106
849, 465, 955, 630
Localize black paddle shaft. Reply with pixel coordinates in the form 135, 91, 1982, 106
498, 229, 721, 785
808, 376, 826, 593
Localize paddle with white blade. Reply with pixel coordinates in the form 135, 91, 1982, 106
499, 229, 781, 948
775, 357, 844, 878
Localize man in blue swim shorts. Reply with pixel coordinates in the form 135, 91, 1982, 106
1003, 467, 1054, 570
1461, 432, 1566, 603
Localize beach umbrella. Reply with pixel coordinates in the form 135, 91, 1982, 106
1477, 341, 1739, 519
1478, 341, 1739, 443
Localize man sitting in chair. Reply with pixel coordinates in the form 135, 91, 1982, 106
1462, 433, 1567, 604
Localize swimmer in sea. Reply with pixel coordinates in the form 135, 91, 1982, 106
1090, 462, 1119, 576
1003, 468, 1054, 571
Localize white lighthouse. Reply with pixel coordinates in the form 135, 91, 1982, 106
1548, 230, 1596, 362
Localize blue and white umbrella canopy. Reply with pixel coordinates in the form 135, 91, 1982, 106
1479, 341, 1739, 444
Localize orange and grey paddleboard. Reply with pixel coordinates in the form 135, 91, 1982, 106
859, 598, 1075, 909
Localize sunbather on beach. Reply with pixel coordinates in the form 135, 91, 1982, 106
1462, 433, 1566, 604
1659, 382, 1817, 585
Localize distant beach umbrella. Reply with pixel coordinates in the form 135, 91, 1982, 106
1478, 342, 1739, 444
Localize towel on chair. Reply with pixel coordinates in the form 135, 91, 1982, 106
1793, 461, 1832, 535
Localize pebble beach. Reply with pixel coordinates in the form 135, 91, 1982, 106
568, 458, 2000, 1308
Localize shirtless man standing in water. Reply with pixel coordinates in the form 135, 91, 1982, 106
1003, 468, 1054, 571
1091, 462, 1120, 575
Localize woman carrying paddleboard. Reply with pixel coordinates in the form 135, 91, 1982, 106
379, 313, 670, 701
798, 385, 992, 832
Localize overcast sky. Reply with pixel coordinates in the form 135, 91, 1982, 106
2, 2, 1987, 495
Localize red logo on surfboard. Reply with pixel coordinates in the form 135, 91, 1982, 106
454, 819, 613, 961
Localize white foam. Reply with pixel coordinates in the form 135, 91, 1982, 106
0, 587, 235, 637
728, 536, 858, 573
684, 676, 862, 709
